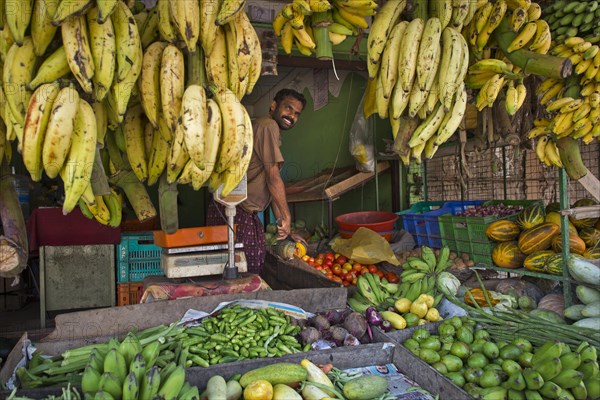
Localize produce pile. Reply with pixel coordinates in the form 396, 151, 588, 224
300, 250, 398, 287
403, 316, 600, 399
486, 200, 600, 274
14, 305, 310, 391
0, 0, 260, 227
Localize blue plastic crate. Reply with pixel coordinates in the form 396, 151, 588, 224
396, 201, 446, 236
117, 232, 164, 282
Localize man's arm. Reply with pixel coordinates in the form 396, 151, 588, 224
265, 162, 292, 239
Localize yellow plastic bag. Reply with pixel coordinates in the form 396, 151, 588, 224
330, 227, 400, 266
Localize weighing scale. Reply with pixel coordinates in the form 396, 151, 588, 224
158, 176, 248, 279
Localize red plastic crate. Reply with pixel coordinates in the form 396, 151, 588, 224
117, 282, 144, 306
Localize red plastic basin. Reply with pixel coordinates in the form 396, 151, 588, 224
335, 211, 399, 242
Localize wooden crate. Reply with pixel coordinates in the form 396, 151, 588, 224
117, 282, 144, 306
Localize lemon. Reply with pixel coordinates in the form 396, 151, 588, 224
394, 298, 412, 313
410, 300, 428, 319
425, 307, 442, 322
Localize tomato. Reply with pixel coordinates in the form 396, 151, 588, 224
360, 267, 369, 276
323, 259, 333, 268
368, 264, 378, 274
332, 264, 342, 276
335, 255, 348, 265
315, 258, 323, 265
317, 253, 325, 260
332, 276, 343, 284
308, 257, 315, 264
315, 265, 323, 271
342, 280, 351, 287
326, 272, 333, 280
342, 262, 353, 272
386, 271, 400, 283
353, 262, 362, 270
324, 253, 335, 261
376, 270, 385, 279
353, 263, 362, 272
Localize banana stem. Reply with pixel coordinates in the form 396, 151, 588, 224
493, 17, 572, 79
186, 45, 206, 87
312, 12, 333, 60
411, 0, 428, 19
557, 137, 588, 180
158, 172, 179, 234
90, 147, 111, 196
563, 73, 581, 99
110, 170, 157, 222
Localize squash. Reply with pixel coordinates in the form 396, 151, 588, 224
343, 376, 389, 400
518, 222, 560, 254
464, 288, 500, 307
239, 363, 308, 387
568, 256, 600, 285
545, 211, 579, 236
545, 202, 561, 214
578, 227, 600, 248
551, 234, 587, 255
524, 253, 563, 275
516, 204, 545, 230
537, 293, 565, 316
569, 198, 599, 229
485, 220, 521, 242
583, 247, 600, 259
492, 241, 527, 269
524, 250, 556, 271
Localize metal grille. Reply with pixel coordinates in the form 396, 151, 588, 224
410, 141, 599, 204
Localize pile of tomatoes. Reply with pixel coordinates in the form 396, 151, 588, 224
300, 251, 399, 287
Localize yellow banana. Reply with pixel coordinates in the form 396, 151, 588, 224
212, 86, 245, 173
169, 0, 200, 51
147, 125, 171, 186
544, 140, 562, 167
87, 6, 116, 101
476, 0, 507, 52
535, 135, 549, 164
22, 82, 60, 181
52, 0, 93, 26
366, 0, 407, 78
42, 85, 79, 178
97, 0, 117, 23
31, 0, 58, 56
160, 44, 185, 136
223, 21, 239, 97
113, 0, 142, 83
398, 18, 425, 93
123, 105, 148, 182
529, 19, 550, 52
506, 21, 537, 52
62, 15, 95, 94
205, 26, 229, 87
416, 17, 442, 91
3, 38, 36, 126
379, 21, 408, 99
157, 0, 177, 43
28, 46, 70, 90
139, 41, 167, 129
216, 0, 245, 26
509, 7, 527, 32
180, 85, 207, 170
435, 81, 467, 145
5, 0, 33, 45
220, 105, 253, 196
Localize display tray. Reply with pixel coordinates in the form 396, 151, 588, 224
262, 247, 342, 289
1, 340, 469, 400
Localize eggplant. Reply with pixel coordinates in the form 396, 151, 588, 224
365, 307, 383, 326
380, 320, 392, 332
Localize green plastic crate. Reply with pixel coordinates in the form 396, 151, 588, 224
117, 232, 164, 282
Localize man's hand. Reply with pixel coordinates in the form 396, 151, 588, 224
290, 232, 308, 246
276, 218, 291, 240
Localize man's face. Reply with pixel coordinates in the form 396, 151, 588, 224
270, 96, 304, 130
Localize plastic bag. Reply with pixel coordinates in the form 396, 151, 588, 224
330, 227, 400, 266
349, 94, 375, 173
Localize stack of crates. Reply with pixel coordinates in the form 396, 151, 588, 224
439, 200, 543, 265
116, 232, 164, 306
397, 201, 483, 249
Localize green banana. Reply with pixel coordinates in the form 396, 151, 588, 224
532, 341, 563, 365
420, 246, 436, 270
435, 246, 450, 272
117, 333, 142, 366
539, 381, 562, 399
98, 372, 123, 399
139, 366, 161, 400
157, 365, 186, 400
523, 390, 543, 400
141, 341, 160, 369
570, 380, 588, 400
129, 353, 146, 384
357, 275, 379, 304
179, 385, 200, 400
523, 368, 545, 390
402, 271, 426, 283
93, 390, 115, 400
507, 372, 526, 391
103, 349, 127, 383
406, 256, 431, 272
560, 352, 581, 370
580, 344, 597, 363
535, 357, 563, 381
347, 295, 370, 312
122, 371, 139, 400
550, 369, 585, 389
577, 359, 599, 380
81, 365, 102, 394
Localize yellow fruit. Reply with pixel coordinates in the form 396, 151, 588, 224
418, 319, 429, 325
410, 300, 428, 319
394, 298, 412, 313
417, 293, 435, 308
425, 308, 442, 322
244, 380, 274, 400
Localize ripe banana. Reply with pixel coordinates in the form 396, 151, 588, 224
52, 0, 93, 26
205, 26, 229, 90
180, 85, 207, 170
22, 82, 60, 182
112, 0, 142, 83
61, 99, 98, 214
3, 38, 37, 126
416, 17, 442, 92
157, 0, 177, 44
408, 101, 446, 148
43, 85, 79, 179
5, 0, 33, 45
97, 0, 117, 24
220, 105, 253, 196
170, 0, 200, 51
62, 15, 95, 94
139, 41, 167, 129
28, 46, 70, 90
378, 21, 408, 100
31, 0, 58, 56
366, 0, 407, 79
122, 105, 148, 182
160, 44, 185, 135
212, 86, 245, 173
435, 81, 467, 145
216, 0, 246, 26
147, 125, 170, 186
398, 18, 424, 93
87, 6, 116, 101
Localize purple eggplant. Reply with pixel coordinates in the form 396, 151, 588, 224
365, 307, 383, 326
380, 320, 392, 332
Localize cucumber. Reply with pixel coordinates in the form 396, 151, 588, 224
564, 304, 586, 321
239, 363, 307, 388
206, 376, 227, 400
568, 257, 600, 285
272, 383, 302, 400
581, 301, 600, 318
342, 375, 389, 400
226, 379, 242, 400
576, 285, 600, 304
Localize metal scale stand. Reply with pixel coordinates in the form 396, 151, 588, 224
159, 177, 248, 279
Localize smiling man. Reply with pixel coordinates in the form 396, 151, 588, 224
206, 89, 307, 274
